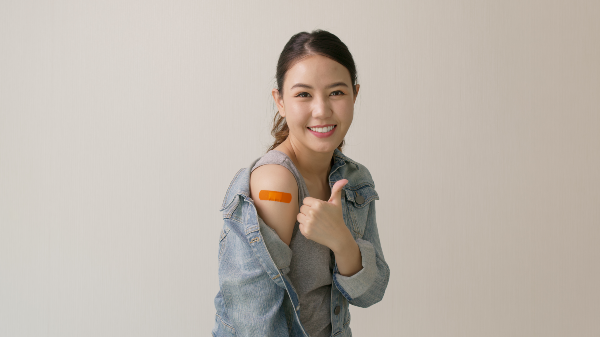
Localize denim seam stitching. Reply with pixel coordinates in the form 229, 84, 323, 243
245, 224, 259, 235
223, 195, 241, 218
215, 313, 236, 335
347, 200, 359, 237
224, 216, 243, 225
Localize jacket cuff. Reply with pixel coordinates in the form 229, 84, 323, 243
333, 238, 377, 300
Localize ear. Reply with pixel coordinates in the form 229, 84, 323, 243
353, 84, 360, 104
272, 88, 285, 117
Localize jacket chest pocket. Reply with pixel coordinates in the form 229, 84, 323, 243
342, 183, 379, 239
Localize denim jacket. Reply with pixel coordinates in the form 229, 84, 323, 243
212, 148, 390, 337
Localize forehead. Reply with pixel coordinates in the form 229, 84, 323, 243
285, 55, 350, 87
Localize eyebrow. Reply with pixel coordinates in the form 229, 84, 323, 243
290, 82, 349, 90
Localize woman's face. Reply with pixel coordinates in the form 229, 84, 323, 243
273, 54, 360, 154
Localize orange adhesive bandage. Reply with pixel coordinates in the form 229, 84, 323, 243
259, 190, 292, 203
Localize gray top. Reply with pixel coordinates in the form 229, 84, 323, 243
251, 149, 334, 337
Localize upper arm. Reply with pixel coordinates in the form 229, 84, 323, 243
249, 164, 299, 246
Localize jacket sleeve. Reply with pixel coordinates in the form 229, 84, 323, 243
216, 219, 290, 336
332, 200, 390, 307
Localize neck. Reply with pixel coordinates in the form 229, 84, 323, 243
279, 138, 334, 186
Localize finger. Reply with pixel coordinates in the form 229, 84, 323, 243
297, 212, 307, 224
302, 196, 319, 207
299, 204, 309, 216
328, 179, 349, 203
298, 222, 306, 236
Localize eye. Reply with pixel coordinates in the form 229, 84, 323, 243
295, 90, 345, 98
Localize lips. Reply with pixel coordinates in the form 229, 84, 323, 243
308, 124, 336, 128
307, 125, 337, 138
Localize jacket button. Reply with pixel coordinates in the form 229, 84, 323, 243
334, 305, 340, 315
355, 192, 364, 204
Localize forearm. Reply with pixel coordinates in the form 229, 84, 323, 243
332, 235, 363, 277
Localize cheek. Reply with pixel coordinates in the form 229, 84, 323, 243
335, 99, 353, 111
286, 108, 311, 127
336, 107, 353, 124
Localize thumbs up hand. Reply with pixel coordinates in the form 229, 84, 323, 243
297, 179, 352, 252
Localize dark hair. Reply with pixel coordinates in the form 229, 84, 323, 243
267, 29, 359, 153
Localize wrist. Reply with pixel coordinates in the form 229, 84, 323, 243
332, 229, 355, 255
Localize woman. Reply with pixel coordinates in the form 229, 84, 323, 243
213, 29, 390, 337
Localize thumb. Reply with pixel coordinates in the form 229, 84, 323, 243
328, 179, 349, 204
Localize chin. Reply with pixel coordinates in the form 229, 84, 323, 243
310, 143, 338, 153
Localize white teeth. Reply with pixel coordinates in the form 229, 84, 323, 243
309, 125, 335, 133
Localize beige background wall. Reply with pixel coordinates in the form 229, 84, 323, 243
1, 0, 599, 336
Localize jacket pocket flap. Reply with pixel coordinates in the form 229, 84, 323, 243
344, 183, 379, 208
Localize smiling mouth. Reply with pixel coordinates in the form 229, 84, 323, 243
307, 125, 337, 132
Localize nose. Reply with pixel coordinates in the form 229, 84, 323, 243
311, 95, 333, 118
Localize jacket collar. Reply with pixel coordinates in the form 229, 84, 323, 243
332, 148, 360, 167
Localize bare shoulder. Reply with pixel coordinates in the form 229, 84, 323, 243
250, 164, 299, 246
250, 164, 298, 191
